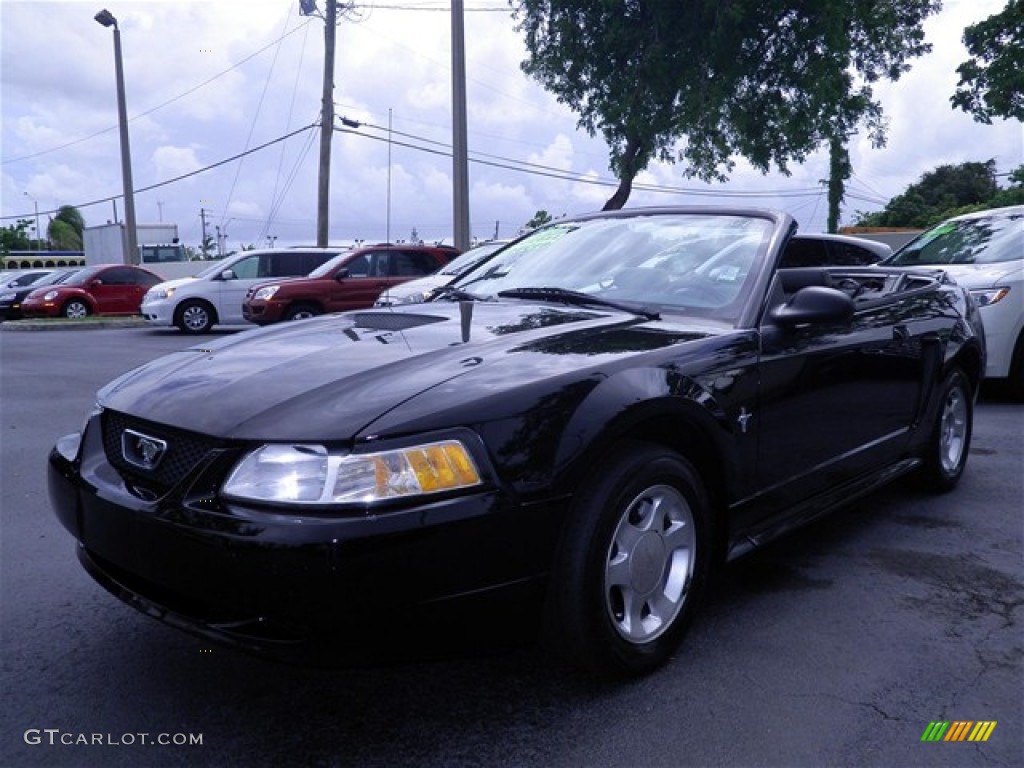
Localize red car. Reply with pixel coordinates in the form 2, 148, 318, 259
243, 244, 460, 325
20, 264, 163, 319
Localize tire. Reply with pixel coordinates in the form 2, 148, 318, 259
544, 441, 712, 676
175, 300, 215, 334
284, 303, 321, 322
919, 367, 973, 492
62, 299, 90, 319
1008, 330, 1024, 402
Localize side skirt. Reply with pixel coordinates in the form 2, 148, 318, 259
726, 457, 921, 561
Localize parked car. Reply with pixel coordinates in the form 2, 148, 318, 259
375, 240, 510, 306
0, 268, 81, 321
1, 269, 56, 290
49, 207, 983, 675
142, 248, 346, 333
780, 233, 891, 267
20, 264, 161, 319
243, 243, 460, 325
883, 205, 1023, 397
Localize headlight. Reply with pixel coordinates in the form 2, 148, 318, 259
253, 285, 279, 301
399, 291, 429, 304
147, 286, 175, 301
970, 287, 1010, 307
43, 290, 59, 301
222, 440, 483, 505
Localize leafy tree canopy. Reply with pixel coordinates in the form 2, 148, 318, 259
513, 0, 940, 209
951, 0, 1024, 123
525, 209, 554, 229
855, 160, 1024, 227
0, 220, 34, 254
47, 205, 86, 250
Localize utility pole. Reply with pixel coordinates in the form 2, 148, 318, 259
200, 207, 209, 259
317, 0, 338, 247
451, 0, 470, 251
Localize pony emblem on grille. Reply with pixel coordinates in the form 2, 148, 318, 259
121, 429, 168, 470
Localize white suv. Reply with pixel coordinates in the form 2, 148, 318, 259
141, 248, 345, 333
886, 205, 1023, 397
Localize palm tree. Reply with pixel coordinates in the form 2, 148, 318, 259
47, 205, 86, 250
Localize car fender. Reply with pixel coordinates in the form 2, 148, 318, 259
550, 366, 742, 509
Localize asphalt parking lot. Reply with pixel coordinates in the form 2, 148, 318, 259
1, 326, 1021, 768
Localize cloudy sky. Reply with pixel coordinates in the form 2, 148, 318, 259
2, 0, 1021, 251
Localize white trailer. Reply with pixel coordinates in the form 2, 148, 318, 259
83, 223, 211, 279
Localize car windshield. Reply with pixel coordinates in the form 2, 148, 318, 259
307, 251, 352, 278
64, 266, 105, 286
887, 209, 1023, 266
440, 241, 507, 276
452, 212, 775, 323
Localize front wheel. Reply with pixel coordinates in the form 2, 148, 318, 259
175, 300, 214, 334
544, 442, 712, 676
63, 300, 90, 319
284, 303, 322, 322
919, 367, 974, 492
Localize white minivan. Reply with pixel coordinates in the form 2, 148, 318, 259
141, 248, 346, 333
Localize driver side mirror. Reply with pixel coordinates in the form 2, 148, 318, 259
335, 268, 349, 281
769, 286, 854, 327
90, 279, 104, 287
219, 269, 236, 281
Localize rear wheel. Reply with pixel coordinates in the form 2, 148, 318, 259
544, 441, 712, 676
62, 299, 90, 319
175, 300, 215, 334
919, 367, 973, 492
284, 303, 321, 322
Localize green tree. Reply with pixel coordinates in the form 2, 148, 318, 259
856, 160, 1003, 227
0, 220, 34, 254
47, 205, 86, 250
513, 0, 940, 210
951, 1, 1024, 123
525, 209, 554, 229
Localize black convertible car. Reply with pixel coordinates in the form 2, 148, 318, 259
50, 207, 984, 675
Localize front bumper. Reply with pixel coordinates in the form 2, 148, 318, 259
49, 419, 561, 663
241, 300, 282, 325
140, 297, 175, 326
19, 298, 59, 317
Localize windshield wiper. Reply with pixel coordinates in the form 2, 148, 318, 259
497, 287, 661, 320
429, 284, 489, 302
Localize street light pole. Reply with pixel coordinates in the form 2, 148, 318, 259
95, 9, 139, 265
23, 192, 41, 249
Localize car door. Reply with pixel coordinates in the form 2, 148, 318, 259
752, 272, 927, 514
326, 250, 392, 312
90, 267, 135, 314
383, 250, 442, 294
214, 252, 264, 324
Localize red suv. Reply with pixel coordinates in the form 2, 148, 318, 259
242, 244, 460, 325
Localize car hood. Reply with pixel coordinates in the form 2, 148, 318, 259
377, 275, 451, 303
98, 301, 715, 441
149, 277, 198, 292
935, 262, 1023, 288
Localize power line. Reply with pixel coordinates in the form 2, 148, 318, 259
2, 21, 314, 167
1, 125, 317, 222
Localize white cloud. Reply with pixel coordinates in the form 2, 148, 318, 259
152, 145, 204, 181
